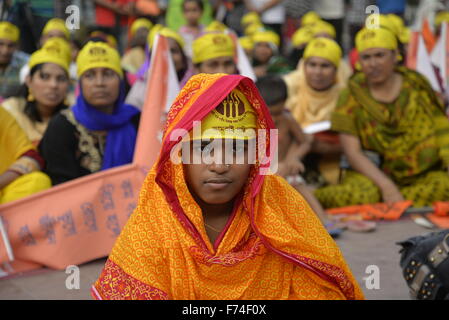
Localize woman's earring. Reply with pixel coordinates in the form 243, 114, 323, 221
27, 92, 35, 102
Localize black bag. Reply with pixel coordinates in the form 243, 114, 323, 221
397, 229, 449, 300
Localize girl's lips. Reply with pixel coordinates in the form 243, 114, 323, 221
204, 178, 232, 191
204, 182, 230, 191
44, 93, 60, 101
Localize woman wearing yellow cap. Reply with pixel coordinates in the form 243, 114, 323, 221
126, 27, 189, 110
192, 32, 238, 75
121, 18, 153, 74
349, 14, 408, 71
284, 38, 349, 189
2, 38, 71, 145
315, 28, 449, 208
252, 29, 292, 77
287, 26, 314, 68
38, 41, 140, 185
92, 73, 363, 300
40, 18, 70, 47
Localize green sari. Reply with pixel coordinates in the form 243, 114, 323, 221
316, 66, 449, 208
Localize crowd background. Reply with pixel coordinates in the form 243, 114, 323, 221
3, 1, 449, 56
2, 0, 449, 234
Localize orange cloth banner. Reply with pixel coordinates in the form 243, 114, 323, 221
0, 35, 174, 277
326, 200, 413, 221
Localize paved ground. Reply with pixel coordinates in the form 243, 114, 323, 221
0, 217, 431, 300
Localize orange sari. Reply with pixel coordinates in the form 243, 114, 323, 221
91, 73, 364, 300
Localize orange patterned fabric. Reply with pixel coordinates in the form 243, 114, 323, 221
92, 73, 364, 300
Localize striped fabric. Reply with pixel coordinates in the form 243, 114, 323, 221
13, 0, 55, 18
285, 0, 313, 19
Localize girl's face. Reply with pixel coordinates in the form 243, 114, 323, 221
26, 63, 69, 109
0, 38, 17, 65
40, 30, 67, 47
359, 48, 397, 86
183, 139, 252, 205
304, 56, 337, 91
197, 56, 237, 75
81, 67, 120, 110
183, 1, 203, 26
253, 42, 274, 64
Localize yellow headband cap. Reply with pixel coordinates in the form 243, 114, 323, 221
42, 18, 70, 39
356, 27, 398, 53
29, 37, 71, 73
76, 41, 123, 78
435, 11, 449, 27
192, 33, 235, 64
244, 22, 264, 36
147, 24, 164, 48
239, 36, 254, 51
302, 11, 321, 26
241, 12, 261, 27
387, 14, 410, 44
292, 27, 314, 48
192, 88, 257, 140
205, 20, 228, 32
0, 21, 19, 42
311, 20, 336, 38
303, 37, 342, 67
365, 14, 402, 43
130, 18, 153, 36
106, 34, 118, 48
252, 30, 280, 47
158, 27, 185, 48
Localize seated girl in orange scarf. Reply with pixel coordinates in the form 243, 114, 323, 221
91, 73, 364, 300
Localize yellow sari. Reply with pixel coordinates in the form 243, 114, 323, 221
92, 73, 363, 300
0, 106, 51, 204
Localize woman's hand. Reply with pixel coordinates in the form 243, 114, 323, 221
278, 159, 304, 178
0, 170, 21, 190
380, 182, 404, 203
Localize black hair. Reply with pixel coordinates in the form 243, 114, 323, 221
172, 41, 189, 81
17, 64, 69, 122
182, 0, 204, 11
255, 75, 288, 107
287, 47, 305, 69
71, 38, 83, 51
83, 36, 108, 47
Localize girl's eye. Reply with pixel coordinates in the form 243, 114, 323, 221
57, 75, 68, 83
40, 73, 50, 80
104, 70, 116, 78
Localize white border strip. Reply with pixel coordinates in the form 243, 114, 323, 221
0, 216, 14, 262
